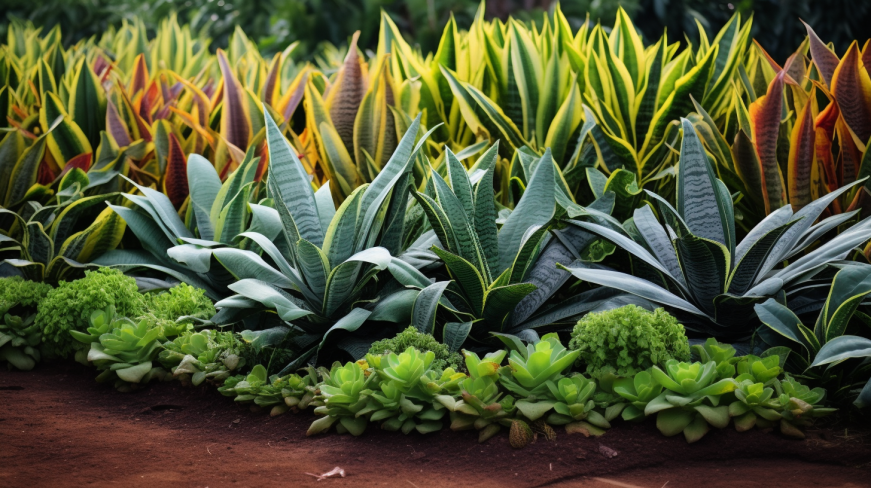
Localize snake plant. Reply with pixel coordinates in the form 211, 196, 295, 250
562, 118, 871, 340
213, 110, 434, 372
756, 265, 871, 407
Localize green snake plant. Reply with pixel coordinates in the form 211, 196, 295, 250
561, 118, 871, 340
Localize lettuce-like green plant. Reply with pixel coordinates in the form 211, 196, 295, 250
0, 314, 43, 370
307, 361, 379, 436
36, 267, 145, 358
144, 283, 216, 324
0, 277, 54, 370
612, 370, 664, 421
545, 374, 611, 436
0, 277, 52, 315
645, 360, 737, 443
569, 305, 690, 379
728, 380, 782, 432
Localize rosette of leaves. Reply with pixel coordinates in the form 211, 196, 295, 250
497, 333, 580, 422
545, 374, 611, 436
442, 350, 516, 443
282, 366, 322, 411
691, 338, 739, 379
357, 347, 450, 434
214, 112, 434, 370
0, 278, 53, 370
218, 364, 269, 403
756, 265, 871, 407
85, 318, 168, 390
367, 326, 463, 373
612, 370, 664, 421
69, 305, 119, 362
561, 119, 871, 340
772, 374, 836, 438
158, 329, 245, 386
734, 355, 782, 385
388, 144, 623, 349
645, 360, 738, 443
0, 314, 43, 370
95, 147, 277, 301
728, 380, 783, 433
307, 361, 379, 436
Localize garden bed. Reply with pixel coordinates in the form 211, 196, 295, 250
2, 363, 869, 488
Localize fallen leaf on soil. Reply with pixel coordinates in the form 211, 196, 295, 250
305, 467, 346, 481
598, 444, 619, 458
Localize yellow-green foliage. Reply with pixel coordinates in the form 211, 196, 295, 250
35, 268, 145, 358
0, 277, 53, 315
569, 305, 690, 379
368, 326, 463, 373
142, 283, 215, 324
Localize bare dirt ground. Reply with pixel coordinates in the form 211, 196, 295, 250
1, 362, 869, 487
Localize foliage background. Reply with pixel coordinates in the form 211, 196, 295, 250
2, 0, 870, 62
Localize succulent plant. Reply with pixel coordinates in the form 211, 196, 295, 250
691, 338, 739, 379
307, 361, 379, 436
612, 370, 664, 421
772, 374, 837, 438
735, 355, 782, 385
159, 329, 245, 386
728, 380, 782, 432
545, 374, 611, 436
358, 347, 460, 434
443, 350, 516, 443
0, 314, 43, 370
218, 364, 269, 403
85, 317, 169, 390
645, 360, 737, 443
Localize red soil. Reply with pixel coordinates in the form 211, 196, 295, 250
1, 362, 869, 487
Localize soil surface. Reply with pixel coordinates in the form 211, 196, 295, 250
1, 362, 870, 487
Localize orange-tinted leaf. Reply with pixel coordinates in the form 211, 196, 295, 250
263, 52, 281, 106
128, 54, 149, 97
836, 119, 861, 185
105, 98, 132, 147
217, 49, 251, 149
64, 152, 92, 173
787, 88, 816, 210
327, 31, 366, 153
732, 129, 765, 209
748, 70, 787, 213
831, 42, 871, 144
162, 132, 189, 208
803, 20, 840, 87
